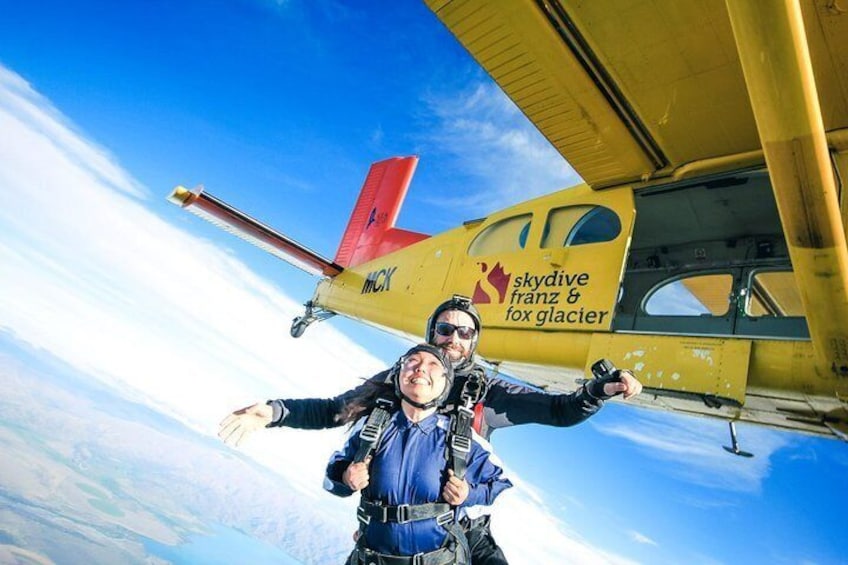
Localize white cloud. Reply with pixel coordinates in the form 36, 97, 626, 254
419, 82, 581, 215
598, 410, 792, 494
0, 63, 634, 563
628, 530, 658, 547
493, 477, 639, 565
0, 64, 383, 498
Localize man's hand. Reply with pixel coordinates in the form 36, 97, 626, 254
602, 370, 643, 400
442, 469, 469, 505
343, 458, 371, 491
218, 402, 273, 447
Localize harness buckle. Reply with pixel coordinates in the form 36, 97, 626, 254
436, 509, 454, 526
359, 422, 381, 443
375, 398, 394, 411
450, 434, 471, 454
395, 503, 411, 524
356, 505, 371, 525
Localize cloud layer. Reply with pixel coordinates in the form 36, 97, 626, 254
420, 82, 581, 215
0, 64, 635, 562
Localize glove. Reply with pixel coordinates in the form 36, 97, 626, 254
586, 359, 622, 400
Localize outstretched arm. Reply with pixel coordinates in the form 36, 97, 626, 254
481, 369, 642, 432
216, 369, 392, 447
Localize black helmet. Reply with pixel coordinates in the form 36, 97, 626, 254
392, 344, 454, 410
425, 295, 482, 369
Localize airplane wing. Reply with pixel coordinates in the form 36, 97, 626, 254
422, 0, 848, 440
425, 0, 848, 188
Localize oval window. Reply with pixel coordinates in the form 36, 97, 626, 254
541, 205, 621, 248
468, 214, 532, 257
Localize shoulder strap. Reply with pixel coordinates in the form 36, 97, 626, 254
353, 397, 394, 463
447, 407, 473, 480
446, 367, 488, 480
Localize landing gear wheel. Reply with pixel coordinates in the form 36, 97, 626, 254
290, 317, 308, 338
288, 301, 336, 338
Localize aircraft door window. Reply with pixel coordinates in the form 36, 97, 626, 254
541, 205, 621, 248
468, 214, 532, 256
644, 274, 734, 316
744, 270, 803, 317
735, 268, 809, 338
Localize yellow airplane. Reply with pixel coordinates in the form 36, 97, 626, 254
169, 0, 848, 447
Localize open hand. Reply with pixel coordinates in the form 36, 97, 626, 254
218, 402, 273, 447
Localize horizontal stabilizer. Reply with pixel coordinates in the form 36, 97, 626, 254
334, 156, 429, 268
168, 186, 342, 277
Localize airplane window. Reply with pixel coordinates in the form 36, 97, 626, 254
644, 274, 733, 316
542, 205, 621, 248
745, 270, 803, 317
468, 214, 532, 256
567, 206, 621, 246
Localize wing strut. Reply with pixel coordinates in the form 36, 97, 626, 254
726, 0, 848, 378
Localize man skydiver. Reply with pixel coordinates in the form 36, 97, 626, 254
218, 295, 643, 564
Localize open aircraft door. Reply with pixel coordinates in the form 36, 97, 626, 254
447, 184, 636, 336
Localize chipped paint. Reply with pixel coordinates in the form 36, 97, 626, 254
634, 362, 645, 371
691, 349, 715, 366
671, 372, 681, 381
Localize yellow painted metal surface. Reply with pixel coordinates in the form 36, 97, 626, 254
316, 182, 635, 336
425, 0, 658, 187
726, 0, 848, 377
586, 333, 751, 405
837, 149, 848, 245
447, 184, 635, 332
426, 1, 848, 187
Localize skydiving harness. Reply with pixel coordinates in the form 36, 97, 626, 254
349, 385, 488, 565
447, 366, 489, 480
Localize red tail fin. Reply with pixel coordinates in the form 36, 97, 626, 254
334, 156, 429, 268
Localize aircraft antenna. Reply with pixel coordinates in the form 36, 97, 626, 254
722, 421, 754, 458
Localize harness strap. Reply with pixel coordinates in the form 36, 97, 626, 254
444, 520, 471, 565
447, 406, 473, 480
445, 367, 488, 481
350, 545, 456, 565
354, 398, 394, 463
358, 500, 453, 526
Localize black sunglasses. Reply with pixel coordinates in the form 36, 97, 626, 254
435, 322, 476, 340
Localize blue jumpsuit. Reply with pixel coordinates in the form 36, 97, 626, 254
325, 409, 512, 557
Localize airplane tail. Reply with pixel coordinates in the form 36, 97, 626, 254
334, 156, 429, 268
167, 156, 428, 277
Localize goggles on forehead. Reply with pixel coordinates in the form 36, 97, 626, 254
434, 322, 476, 340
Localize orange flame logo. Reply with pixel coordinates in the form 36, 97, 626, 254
472, 262, 512, 304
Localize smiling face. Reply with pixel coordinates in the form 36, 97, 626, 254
432, 309, 476, 363
398, 351, 449, 406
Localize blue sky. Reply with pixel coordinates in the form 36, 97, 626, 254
1, 1, 846, 564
